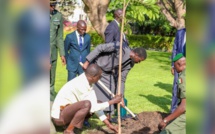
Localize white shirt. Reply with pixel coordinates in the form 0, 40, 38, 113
51, 73, 109, 121
76, 30, 84, 45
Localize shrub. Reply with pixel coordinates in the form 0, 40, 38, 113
127, 34, 175, 52
66, 32, 175, 52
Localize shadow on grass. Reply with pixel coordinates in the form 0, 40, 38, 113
149, 51, 171, 66
154, 82, 172, 94
139, 94, 171, 113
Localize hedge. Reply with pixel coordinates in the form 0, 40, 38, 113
89, 33, 175, 52
64, 31, 175, 52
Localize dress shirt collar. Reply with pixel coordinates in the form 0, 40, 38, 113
76, 30, 81, 37
114, 19, 120, 26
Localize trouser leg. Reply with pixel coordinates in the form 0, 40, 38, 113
50, 60, 57, 101
58, 100, 91, 129
67, 71, 77, 81
170, 71, 179, 113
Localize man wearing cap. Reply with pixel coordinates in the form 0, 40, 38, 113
50, 0, 66, 101
158, 53, 186, 134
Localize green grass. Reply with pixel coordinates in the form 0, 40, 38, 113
55, 50, 173, 133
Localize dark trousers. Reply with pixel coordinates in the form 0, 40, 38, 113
67, 65, 84, 81
171, 70, 179, 113
52, 100, 91, 129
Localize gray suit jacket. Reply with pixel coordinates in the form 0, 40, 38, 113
86, 41, 134, 94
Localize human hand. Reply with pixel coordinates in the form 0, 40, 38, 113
120, 98, 125, 107
171, 67, 174, 75
82, 61, 89, 70
61, 56, 66, 66
158, 120, 167, 131
103, 119, 118, 133
112, 94, 122, 104
107, 123, 118, 133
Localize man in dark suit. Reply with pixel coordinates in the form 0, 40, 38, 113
83, 42, 147, 120
104, 9, 128, 44
64, 20, 91, 81
170, 28, 186, 113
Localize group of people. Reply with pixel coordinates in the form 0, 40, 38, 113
50, 0, 186, 133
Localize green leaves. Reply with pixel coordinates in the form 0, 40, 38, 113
107, 0, 160, 34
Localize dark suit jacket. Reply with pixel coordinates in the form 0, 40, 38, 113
104, 20, 120, 43
171, 28, 186, 66
105, 20, 129, 45
64, 31, 91, 71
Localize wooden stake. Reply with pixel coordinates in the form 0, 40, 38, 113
117, 0, 127, 133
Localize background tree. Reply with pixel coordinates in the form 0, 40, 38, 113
82, 0, 160, 39
157, 0, 186, 30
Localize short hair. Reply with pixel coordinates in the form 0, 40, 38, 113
133, 47, 147, 59
113, 9, 123, 18
85, 64, 102, 77
77, 20, 86, 27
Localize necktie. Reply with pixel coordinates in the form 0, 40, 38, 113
79, 35, 83, 50
79, 35, 83, 62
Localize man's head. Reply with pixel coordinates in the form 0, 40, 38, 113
113, 9, 123, 23
130, 47, 147, 63
77, 20, 87, 36
85, 64, 102, 84
173, 53, 186, 73
50, 0, 57, 12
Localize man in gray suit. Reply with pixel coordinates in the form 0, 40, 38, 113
82, 42, 147, 121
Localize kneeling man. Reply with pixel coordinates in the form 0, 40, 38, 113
51, 64, 122, 134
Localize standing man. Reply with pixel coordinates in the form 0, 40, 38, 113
64, 20, 91, 81
50, 0, 66, 101
51, 64, 121, 134
159, 53, 186, 134
170, 28, 186, 113
83, 42, 147, 120
104, 9, 128, 45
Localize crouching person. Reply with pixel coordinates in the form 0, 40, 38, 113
51, 64, 122, 134
158, 53, 186, 134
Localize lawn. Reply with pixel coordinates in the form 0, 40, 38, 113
55, 50, 173, 133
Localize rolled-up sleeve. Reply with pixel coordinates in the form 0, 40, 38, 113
95, 110, 107, 121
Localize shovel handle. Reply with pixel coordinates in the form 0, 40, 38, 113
80, 62, 137, 118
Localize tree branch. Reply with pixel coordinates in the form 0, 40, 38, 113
175, 0, 186, 29
157, 0, 177, 28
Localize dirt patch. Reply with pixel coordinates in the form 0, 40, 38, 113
86, 111, 169, 134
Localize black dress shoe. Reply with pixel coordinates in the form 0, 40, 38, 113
83, 120, 91, 127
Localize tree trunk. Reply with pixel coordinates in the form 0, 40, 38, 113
157, 0, 186, 30
82, 0, 110, 40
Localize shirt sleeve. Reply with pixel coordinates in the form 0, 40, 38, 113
86, 42, 118, 62
84, 90, 109, 112
178, 70, 186, 99
94, 110, 107, 121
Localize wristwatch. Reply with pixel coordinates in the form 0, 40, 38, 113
163, 119, 168, 123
